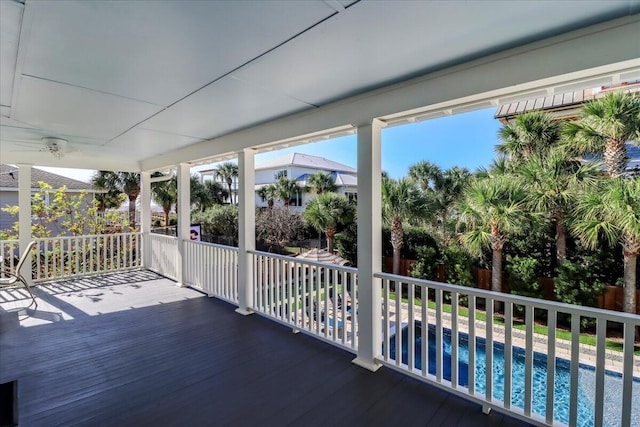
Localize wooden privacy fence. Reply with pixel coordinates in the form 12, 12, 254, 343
382, 258, 639, 315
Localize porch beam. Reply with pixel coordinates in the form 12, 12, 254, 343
17, 164, 33, 285
176, 163, 190, 287
140, 171, 151, 268
236, 149, 255, 315
353, 119, 383, 371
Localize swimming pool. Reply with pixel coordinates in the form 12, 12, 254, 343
388, 321, 640, 427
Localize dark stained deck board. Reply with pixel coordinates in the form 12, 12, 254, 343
1, 275, 532, 427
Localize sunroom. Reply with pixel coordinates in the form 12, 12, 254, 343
1, 1, 639, 426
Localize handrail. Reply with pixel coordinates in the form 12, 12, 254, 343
375, 271, 640, 325
249, 249, 357, 274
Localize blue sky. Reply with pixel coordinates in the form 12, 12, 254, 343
254, 107, 501, 179
41, 107, 502, 182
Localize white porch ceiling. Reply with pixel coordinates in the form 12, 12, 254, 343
1, 0, 639, 171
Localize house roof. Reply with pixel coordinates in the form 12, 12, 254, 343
256, 153, 356, 173
494, 81, 640, 122
295, 171, 357, 187
0, 164, 95, 191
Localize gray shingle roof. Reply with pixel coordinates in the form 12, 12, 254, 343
0, 164, 95, 191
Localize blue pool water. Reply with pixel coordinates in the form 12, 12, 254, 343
389, 322, 640, 427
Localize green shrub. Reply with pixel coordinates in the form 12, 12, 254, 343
442, 243, 474, 287
506, 255, 542, 299
410, 246, 439, 280
382, 226, 438, 260
191, 205, 238, 246
335, 222, 357, 266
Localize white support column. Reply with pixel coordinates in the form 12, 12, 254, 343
236, 149, 255, 315
176, 163, 190, 287
140, 171, 151, 268
352, 119, 383, 372
17, 164, 33, 285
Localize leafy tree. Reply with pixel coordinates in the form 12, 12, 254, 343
382, 177, 432, 275
1, 182, 110, 238
564, 91, 640, 177
458, 175, 528, 294
92, 171, 140, 227
256, 206, 304, 251
303, 193, 355, 253
307, 171, 338, 194
335, 221, 357, 266
215, 162, 238, 204
572, 177, 640, 315
496, 111, 563, 163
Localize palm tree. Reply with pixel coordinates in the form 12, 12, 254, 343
303, 193, 355, 253
382, 177, 431, 275
257, 184, 278, 209
215, 162, 238, 204
572, 177, 640, 315
409, 161, 470, 244
517, 147, 600, 265
458, 175, 528, 294
92, 171, 140, 226
564, 91, 640, 177
496, 111, 563, 163
275, 177, 302, 208
91, 172, 124, 212
151, 174, 176, 226
308, 171, 338, 194
199, 181, 228, 210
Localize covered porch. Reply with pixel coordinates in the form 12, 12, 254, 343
1, 271, 524, 426
1, 2, 639, 426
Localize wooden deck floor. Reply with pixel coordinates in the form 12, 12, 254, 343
1, 271, 531, 426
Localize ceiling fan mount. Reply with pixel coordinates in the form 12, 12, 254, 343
41, 137, 68, 158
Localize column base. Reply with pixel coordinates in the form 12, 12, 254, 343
351, 357, 382, 372
235, 308, 254, 316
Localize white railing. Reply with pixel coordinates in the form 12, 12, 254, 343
184, 240, 238, 304
250, 250, 358, 352
32, 233, 141, 281
144, 233, 178, 280
376, 272, 640, 427
0, 234, 141, 282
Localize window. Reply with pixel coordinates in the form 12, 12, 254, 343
345, 192, 357, 202
274, 170, 287, 180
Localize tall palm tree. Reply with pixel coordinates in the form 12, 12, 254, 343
303, 193, 355, 253
458, 175, 528, 294
308, 171, 338, 194
409, 161, 470, 244
382, 177, 431, 275
496, 111, 563, 163
215, 162, 238, 204
517, 147, 600, 265
92, 171, 140, 226
151, 174, 176, 226
572, 177, 640, 315
564, 91, 640, 177
275, 177, 302, 208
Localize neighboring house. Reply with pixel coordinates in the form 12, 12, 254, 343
0, 164, 98, 232
495, 81, 640, 174
200, 153, 358, 211
255, 153, 357, 210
